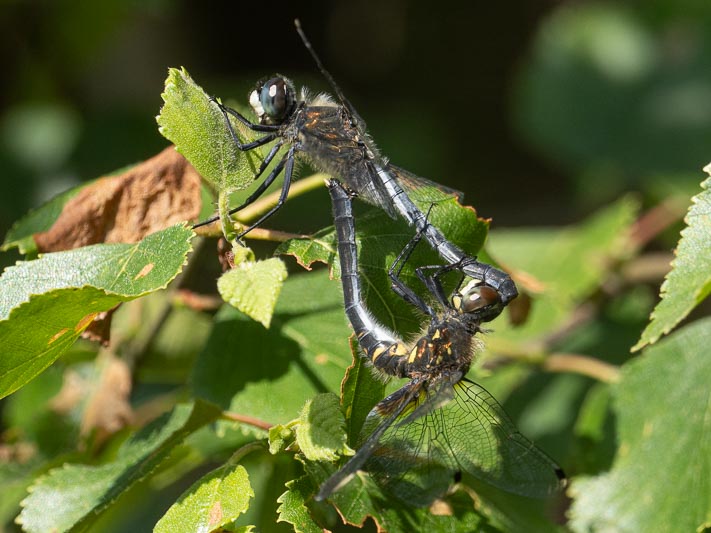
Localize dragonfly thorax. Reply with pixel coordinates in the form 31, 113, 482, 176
249, 75, 297, 125
405, 320, 475, 377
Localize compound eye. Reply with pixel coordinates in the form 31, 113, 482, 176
259, 77, 293, 122
459, 285, 500, 313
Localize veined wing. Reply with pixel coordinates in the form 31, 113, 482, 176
387, 164, 464, 204
360, 377, 565, 506
316, 381, 420, 501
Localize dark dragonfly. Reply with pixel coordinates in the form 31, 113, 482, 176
194, 21, 517, 322
317, 179, 565, 505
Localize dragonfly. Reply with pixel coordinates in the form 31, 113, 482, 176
194, 20, 517, 323
316, 178, 565, 505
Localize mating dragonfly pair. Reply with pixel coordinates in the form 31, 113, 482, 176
196, 21, 564, 505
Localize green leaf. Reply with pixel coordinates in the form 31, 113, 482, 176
307, 462, 491, 533
1, 184, 85, 255
0, 223, 193, 318
634, 175, 711, 351
277, 226, 334, 271
154, 463, 254, 533
268, 424, 295, 455
276, 476, 322, 533
157, 67, 263, 194
18, 400, 222, 533
191, 270, 352, 426
0, 224, 193, 399
340, 338, 386, 448
569, 317, 711, 533
217, 256, 288, 328
295, 393, 353, 462
0, 463, 38, 529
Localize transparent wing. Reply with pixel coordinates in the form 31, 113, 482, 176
360, 377, 565, 506
387, 164, 464, 204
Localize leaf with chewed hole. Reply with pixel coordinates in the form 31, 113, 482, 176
0, 224, 193, 399
157, 67, 263, 194
155, 463, 254, 533
634, 173, 711, 351
217, 256, 288, 328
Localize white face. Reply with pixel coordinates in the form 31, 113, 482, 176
249, 89, 265, 119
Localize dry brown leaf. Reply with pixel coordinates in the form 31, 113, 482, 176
35, 146, 202, 251
79, 353, 133, 446
50, 353, 134, 448
34, 147, 202, 344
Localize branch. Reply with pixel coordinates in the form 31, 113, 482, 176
221, 411, 273, 431
543, 353, 620, 383
196, 172, 328, 239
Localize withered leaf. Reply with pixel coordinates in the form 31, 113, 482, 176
33, 147, 203, 344
35, 146, 202, 251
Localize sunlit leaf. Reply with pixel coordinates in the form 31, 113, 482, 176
0, 224, 193, 399
276, 476, 322, 533
157, 67, 263, 194
634, 174, 711, 350
295, 393, 353, 462
154, 463, 254, 533
217, 256, 288, 328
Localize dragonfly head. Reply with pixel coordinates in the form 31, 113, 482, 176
451, 280, 503, 324
249, 75, 297, 125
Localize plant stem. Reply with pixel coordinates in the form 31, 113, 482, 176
221, 411, 273, 431
197, 172, 329, 239
227, 440, 268, 465
543, 353, 621, 383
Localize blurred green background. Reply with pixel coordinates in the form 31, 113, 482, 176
3, 0, 709, 252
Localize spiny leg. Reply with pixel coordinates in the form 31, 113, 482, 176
211, 97, 280, 133
387, 214, 436, 317
233, 145, 297, 240
193, 140, 286, 230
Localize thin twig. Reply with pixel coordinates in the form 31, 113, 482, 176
221, 411, 273, 431
629, 196, 687, 250
241, 227, 310, 242
197, 172, 329, 239
227, 440, 268, 465
238, 172, 328, 221
621, 252, 673, 284
543, 353, 621, 383
541, 302, 598, 347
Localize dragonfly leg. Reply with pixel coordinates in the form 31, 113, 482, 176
192, 141, 286, 229
387, 226, 436, 317
210, 96, 280, 133
234, 145, 297, 240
